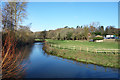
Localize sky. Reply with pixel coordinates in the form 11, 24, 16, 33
22, 2, 118, 32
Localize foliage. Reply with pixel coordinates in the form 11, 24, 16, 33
93, 37, 104, 41
92, 32, 101, 35
64, 26, 69, 28
2, 25, 34, 46
66, 32, 73, 40
15, 25, 34, 45
35, 22, 120, 41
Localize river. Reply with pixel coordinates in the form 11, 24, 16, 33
19, 42, 120, 78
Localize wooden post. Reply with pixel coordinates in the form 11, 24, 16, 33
96, 49, 97, 53
51, 44, 52, 47
73, 46, 75, 50
87, 48, 88, 52
80, 47, 81, 52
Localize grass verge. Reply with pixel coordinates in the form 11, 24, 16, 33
43, 40, 120, 68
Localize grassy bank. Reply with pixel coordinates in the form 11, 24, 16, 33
43, 39, 120, 68
34, 39, 45, 42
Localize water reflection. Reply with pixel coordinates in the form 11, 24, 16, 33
2, 43, 33, 79
17, 44, 33, 61
49, 54, 119, 74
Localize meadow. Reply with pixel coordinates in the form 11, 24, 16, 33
43, 39, 120, 68
46, 39, 119, 52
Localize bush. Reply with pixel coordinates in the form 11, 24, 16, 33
93, 37, 104, 41
115, 39, 120, 42
92, 32, 101, 35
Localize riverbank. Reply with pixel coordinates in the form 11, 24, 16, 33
43, 39, 120, 68
34, 39, 45, 42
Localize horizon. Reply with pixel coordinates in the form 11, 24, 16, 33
21, 2, 118, 32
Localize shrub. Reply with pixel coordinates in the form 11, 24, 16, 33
115, 39, 120, 42
2, 31, 27, 78
93, 37, 104, 41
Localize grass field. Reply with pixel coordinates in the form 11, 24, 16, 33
46, 39, 119, 52
43, 39, 120, 68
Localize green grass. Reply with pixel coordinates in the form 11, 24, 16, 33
43, 39, 120, 68
46, 39, 119, 52
35, 39, 44, 42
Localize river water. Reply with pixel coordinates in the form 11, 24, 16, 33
20, 42, 120, 78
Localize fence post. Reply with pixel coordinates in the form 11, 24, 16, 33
87, 48, 88, 52
51, 44, 52, 47
73, 46, 75, 50
80, 47, 81, 52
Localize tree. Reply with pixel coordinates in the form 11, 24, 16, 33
83, 26, 89, 40
57, 33, 61, 40
104, 26, 116, 35
81, 26, 83, 28
2, 2, 27, 31
104, 26, 109, 35
64, 26, 69, 28
66, 32, 73, 40
90, 22, 100, 28
76, 25, 80, 28
108, 26, 116, 35
42, 30, 47, 39
99, 26, 104, 36
16, 25, 34, 44
89, 25, 96, 33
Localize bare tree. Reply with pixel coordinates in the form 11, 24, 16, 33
2, 1, 27, 30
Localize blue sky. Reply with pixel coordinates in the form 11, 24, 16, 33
22, 2, 118, 32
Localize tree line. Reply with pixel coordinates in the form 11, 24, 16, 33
2, 2, 120, 43
35, 23, 120, 40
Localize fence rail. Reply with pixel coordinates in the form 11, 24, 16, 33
49, 44, 120, 53
96, 49, 120, 53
